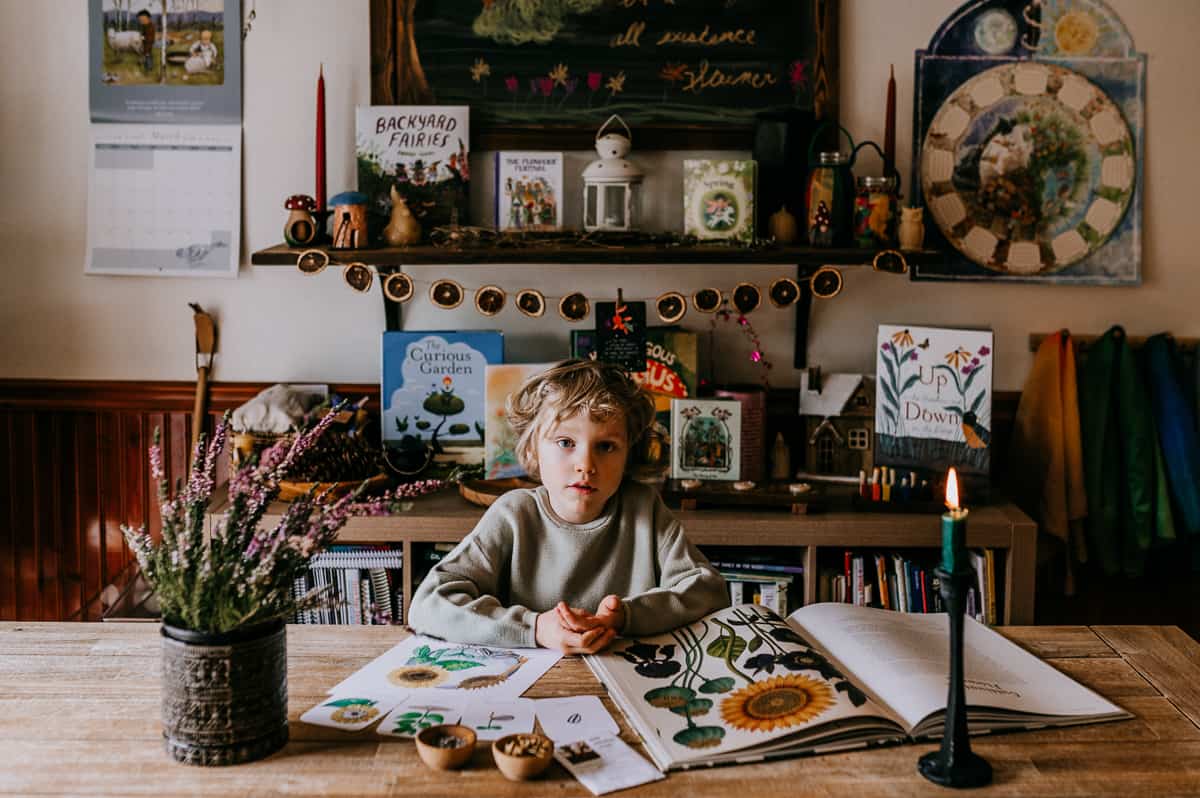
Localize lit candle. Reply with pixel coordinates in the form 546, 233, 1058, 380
316, 65, 326, 214
941, 467, 968, 572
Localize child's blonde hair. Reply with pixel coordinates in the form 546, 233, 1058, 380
506, 359, 656, 480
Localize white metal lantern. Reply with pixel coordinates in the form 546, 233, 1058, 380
582, 114, 643, 232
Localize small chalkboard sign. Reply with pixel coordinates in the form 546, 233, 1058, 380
371, 0, 837, 150
595, 300, 647, 373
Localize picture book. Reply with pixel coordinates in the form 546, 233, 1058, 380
494, 151, 563, 231
571, 328, 699, 417
356, 106, 470, 238
484, 362, 556, 479
670, 398, 741, 481
683, 159, 757, 244
874, 325, 994, 493
381, 331, 503, 463
586, 603, 1129, 771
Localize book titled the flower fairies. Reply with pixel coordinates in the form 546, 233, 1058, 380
494, 151, 563, 231
683, 159, 757, 244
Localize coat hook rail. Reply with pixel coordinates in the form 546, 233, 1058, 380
1029, 331, 1199, 353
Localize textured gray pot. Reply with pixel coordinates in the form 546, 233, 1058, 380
161, 620, 288, 766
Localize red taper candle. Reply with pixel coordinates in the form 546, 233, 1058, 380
316, 64, 326, 213
884, 64, 896, 173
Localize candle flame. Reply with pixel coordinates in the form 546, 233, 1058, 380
945, 467, 959, 510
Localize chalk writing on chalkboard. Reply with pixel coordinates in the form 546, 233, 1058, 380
371, 0, 835, 148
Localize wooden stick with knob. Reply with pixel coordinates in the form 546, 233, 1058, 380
189, 303, 217, 469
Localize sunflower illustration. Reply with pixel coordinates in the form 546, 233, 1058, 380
330, 704, 380, 724
720, 674, 835, 732
891, 329, 914, 347
387, 665, 450, 688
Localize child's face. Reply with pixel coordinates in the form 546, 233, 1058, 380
535, 408, 628, 524
201, 30, 212, 43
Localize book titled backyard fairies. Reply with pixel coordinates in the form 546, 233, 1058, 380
356, 106, 470, 236
874, 324, 994, 492
494, 152, 563, 231
381, 332, 502, 463
683, 159, 757, 243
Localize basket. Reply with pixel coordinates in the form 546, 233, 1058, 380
277, 472, 391, 502
231, 431, 293, 469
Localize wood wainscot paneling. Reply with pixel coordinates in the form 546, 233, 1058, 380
0, 380, 379, 621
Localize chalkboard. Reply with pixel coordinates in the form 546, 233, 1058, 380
370, 0, 837, 150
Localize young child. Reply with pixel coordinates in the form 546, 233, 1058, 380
408, 359, 728, 653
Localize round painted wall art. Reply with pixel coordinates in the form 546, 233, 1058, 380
920, 61, 1135, 275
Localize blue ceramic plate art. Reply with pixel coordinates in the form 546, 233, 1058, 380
920, 61, 1134, 275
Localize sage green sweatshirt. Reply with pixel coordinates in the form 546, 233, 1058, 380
407, 480, 729, 647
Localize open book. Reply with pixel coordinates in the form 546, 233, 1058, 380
586, 603, 1130, 771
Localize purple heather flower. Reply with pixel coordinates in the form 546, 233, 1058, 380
978, 345, 991, 356
882, 342, 892, 352
908, 350, 919, 361
962, 365, 973, 374
971, 356, 980, 365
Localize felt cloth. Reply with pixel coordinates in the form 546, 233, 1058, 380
1008, 330, 1088, 592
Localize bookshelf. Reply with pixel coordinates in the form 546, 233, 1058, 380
209, 486, 1036, 625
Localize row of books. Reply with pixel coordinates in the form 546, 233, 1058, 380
817, 549, 998, 625
358, 107, 757, 241
291, 546, 404, 625
706, 548, 802, 616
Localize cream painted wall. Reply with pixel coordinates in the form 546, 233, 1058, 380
1, 0, 1196, 389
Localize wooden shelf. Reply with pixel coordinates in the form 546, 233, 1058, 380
209, 485, 1036, 625
250, 241, 944, 269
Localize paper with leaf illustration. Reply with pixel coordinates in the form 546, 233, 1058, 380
375, 694, 469, 738
460, 698, 536, 741
586, 603, 1128, 771
327, 634, 562, 702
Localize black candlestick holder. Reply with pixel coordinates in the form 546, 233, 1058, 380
917, 566, 993, 789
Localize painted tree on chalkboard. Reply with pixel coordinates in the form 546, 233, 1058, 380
474, 0, 603, 45
370, 0, 431, 104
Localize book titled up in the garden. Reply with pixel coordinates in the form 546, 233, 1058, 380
586, 603, 1127, 771
356, 106, 470, 234
874, 324, 994, 493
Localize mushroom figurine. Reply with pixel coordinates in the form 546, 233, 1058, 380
283, 194, 318, 247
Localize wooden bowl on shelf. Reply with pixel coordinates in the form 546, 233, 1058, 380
414, 724, 476, 771
277, 472, 391, 502
492, 732, 554, 781
458, 477, 540, 507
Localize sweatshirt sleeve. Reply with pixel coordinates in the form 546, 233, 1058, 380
406, 501, 540, 648
620, 503, 729, 637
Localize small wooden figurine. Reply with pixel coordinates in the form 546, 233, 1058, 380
898, 206, 925, 251
283, 194, 318, 246
382, 185, 422, 246
768, 205, 799, 244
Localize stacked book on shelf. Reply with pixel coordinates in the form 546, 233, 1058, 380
703, 548, 801, 616
293, 545, 404, 625
818, 549, 998, 625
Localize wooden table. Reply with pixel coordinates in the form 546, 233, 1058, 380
2, 623, 1198, 797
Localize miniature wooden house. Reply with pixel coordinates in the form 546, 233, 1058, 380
798, 371, 875, 478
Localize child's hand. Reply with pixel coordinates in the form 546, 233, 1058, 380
535, 608, 615, 654
593, 594, 625, 632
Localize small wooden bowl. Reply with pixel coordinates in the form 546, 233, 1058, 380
492, 732, 554, 781
414, 724, 476, 771
458, 477, 540, 508
277, 472, 391, 502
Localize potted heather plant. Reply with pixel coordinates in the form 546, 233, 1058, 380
122, 408, 441, 766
